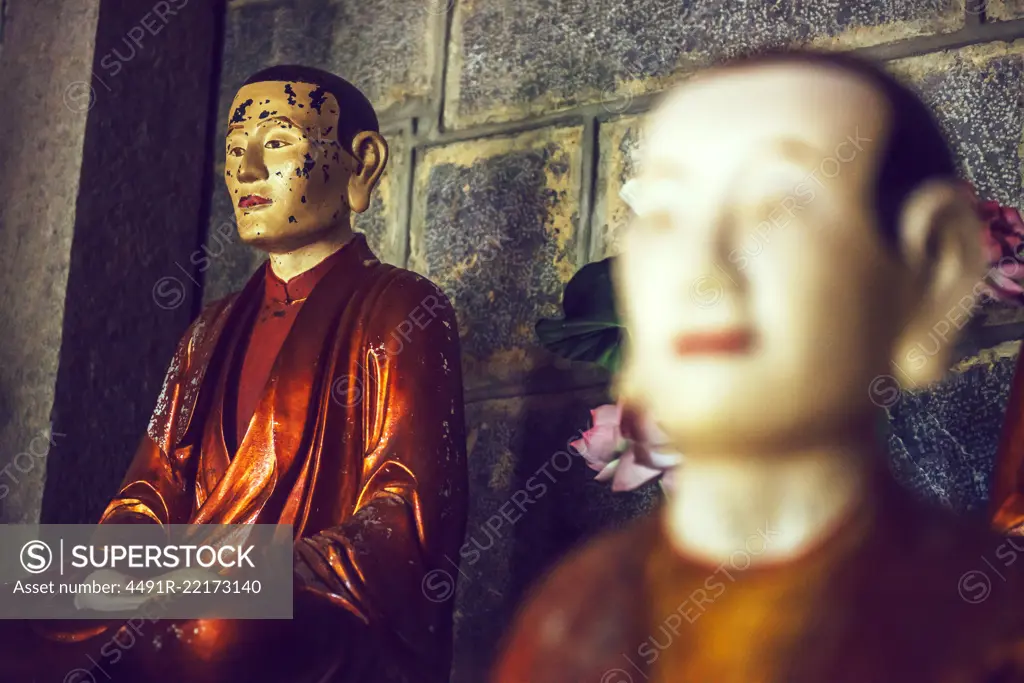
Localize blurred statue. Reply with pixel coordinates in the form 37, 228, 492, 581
6, 65, 468, 683
493, 50, 1024, 683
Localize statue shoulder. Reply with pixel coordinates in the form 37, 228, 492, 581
177, 293, 238, 356
375, 267, 453, 311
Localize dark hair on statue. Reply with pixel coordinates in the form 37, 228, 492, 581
242, 64, 379, 154
715, 49, 957, 252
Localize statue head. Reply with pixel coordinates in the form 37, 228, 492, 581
224, 65, 388, 253
615, 50, 983, 455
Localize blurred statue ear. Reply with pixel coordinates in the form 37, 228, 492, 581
891, 179, 985, 386
347, 131, 389, 214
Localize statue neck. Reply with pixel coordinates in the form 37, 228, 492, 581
663, 424, 876, 567
267, 228, 354, 282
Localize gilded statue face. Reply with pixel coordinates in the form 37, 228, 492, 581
224, 80, 378, 252
617, 63, 966, 453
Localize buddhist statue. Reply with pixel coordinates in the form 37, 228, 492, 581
493, 50, 1024, 683
2, 65, 468, 683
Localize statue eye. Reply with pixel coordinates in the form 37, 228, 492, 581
227, 147, 243, 157
265, 139, 290, 149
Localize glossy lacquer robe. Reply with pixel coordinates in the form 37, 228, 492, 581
16, 235, 468, 683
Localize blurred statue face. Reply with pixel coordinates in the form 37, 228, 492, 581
617, 63, 902, 453
224, 80, 359, 253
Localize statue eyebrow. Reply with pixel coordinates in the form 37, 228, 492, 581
257, 115, 301, 130
226, 115, 301, 132
772, 138, 824, 168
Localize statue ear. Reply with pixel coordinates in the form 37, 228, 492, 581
891, 179, 985, 386
347, 131, 389, 214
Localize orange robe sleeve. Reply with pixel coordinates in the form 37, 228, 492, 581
293, 273, 468, 668
992, 352, 1024, 534
97, 316, 203, 526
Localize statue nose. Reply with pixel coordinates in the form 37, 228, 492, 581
237, 147, 268, 183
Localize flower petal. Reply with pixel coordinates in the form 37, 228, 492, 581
591, 404, 623, 428
575, 426, 621, 467
982, 231, 1006, 263
991, 272, 1024, 297
570, 437, 607, 472
610, 451, 663, 492
1005, 207, 1024, 235
594, 458, 621, 482
635, 444, 684, 470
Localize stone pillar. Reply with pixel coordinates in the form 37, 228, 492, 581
0, 0, 228, 523
0, 0, 103, 523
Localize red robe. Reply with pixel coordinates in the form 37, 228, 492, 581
992, 353, 1024, 534
495, 464, 1024, 683
10, 234, 468, 682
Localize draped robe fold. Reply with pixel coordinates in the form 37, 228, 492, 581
7, 235, 468, 683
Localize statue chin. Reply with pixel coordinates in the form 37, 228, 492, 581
237, 220, 348, 254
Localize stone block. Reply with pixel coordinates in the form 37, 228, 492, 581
445, 0, 963, 128
890, 41, 1024, 208
354, 130, 408, 266
410, 125, 587, 394
593, 113, 646, 259
451, 388, 659, 683
986, 0, 1024, 20
218, 1, 278, 127
594, 44, 1024, 334
221, 0, 440, 123
885, 346, 1019, 514
892, 42, 1024, 332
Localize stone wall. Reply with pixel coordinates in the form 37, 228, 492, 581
201, 2, 1024, 680
0, 0, 101, 523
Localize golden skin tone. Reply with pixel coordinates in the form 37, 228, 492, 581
225, 80, 388, 280
615, 63, 983, 565
77, 81, 393, 608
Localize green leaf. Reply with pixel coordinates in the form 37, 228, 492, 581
535, 317, 623, 362
535, 256, 624, 367
562, 257, 618, 321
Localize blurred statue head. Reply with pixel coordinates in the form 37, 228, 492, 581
615, 50, 982, 456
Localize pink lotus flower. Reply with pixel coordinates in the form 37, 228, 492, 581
570, 403, 682, 495
962, 182, 1024, 305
